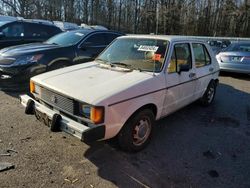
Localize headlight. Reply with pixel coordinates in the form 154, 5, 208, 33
13, 54, 43, 66
80, 104, 104, 124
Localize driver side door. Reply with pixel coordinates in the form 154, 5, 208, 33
162, 42, 197, 116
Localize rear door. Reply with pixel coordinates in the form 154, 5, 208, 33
191, 43, 214, 98
163, 42, 197, 116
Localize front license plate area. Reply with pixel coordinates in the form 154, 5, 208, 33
34, 109, 52, 127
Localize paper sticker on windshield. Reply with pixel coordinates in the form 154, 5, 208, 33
138, 45, 159, 52
75, 32, 84, 36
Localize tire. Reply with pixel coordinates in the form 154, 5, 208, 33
118, 109, 155, 152
200, 80, 217, 106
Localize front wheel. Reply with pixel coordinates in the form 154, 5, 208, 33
118, 109, 155, 152
200, 80, 217, 106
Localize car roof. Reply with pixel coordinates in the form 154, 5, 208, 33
121, 34, 207, 43
12, 20, 58, 27
67, 29, 123, 35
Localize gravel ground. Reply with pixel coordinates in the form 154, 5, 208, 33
0, 73, 250, 188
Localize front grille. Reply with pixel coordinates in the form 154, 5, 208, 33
40, 87, 75, 114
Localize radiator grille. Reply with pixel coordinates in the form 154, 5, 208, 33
40, 87, 75, 114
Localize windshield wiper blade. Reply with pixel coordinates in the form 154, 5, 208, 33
110, 62, 144, 71
96, 58, 108, 64
110, 62, 132, 68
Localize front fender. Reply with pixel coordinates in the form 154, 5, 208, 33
104, 89, 165, 139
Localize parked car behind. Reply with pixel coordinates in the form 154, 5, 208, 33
0, 20, 62, 49
0, 29, 123, 91
20, 35, 219, 152
216, 41, 250, 74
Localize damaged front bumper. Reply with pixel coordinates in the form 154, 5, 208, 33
20, 94, 105, 143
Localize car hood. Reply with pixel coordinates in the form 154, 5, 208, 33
0, 43, 61, 56
32, 61, 157, 105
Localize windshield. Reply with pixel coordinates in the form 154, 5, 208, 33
222, 43, 250, 52
46, 31, 85, 46
97, 38, 168, 72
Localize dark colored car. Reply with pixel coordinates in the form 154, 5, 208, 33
0, 20, 62, 49
0, 29, 123, 91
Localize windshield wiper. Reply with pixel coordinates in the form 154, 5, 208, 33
110, 62, 131, 68
96, 58, 108, 64
110, 62, 144, 72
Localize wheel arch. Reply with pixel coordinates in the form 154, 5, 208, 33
122, 103, 158, 129
47, 58, 72, 70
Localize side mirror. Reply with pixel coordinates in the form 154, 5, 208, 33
178, 64, 190, 74
0, 32, 5, 38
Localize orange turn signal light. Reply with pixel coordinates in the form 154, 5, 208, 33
30, 81, 35, 93
90, 107, 104, 124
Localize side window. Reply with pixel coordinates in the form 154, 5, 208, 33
168, 43, 192, 73
25, 23, 49, 38
2, 23, 24, 37
192, 43, 211, 68
103, 33, 120, 45
82, 33, 105, 46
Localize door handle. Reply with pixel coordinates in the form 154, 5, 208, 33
189, 72, 196, 78
209, 67, 214, 72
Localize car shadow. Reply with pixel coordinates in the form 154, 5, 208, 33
83, 82, 250, 188
1, 90, 29, 99
220, 72, 250, 81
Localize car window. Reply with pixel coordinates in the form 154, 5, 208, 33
24, 23, 50, 38
192, 43, 211, 68
83, 33, 105, 46
97, 38, 168, 72
2, 23, 24, 37
168, 43, 192, 73
103, 33, 120, 45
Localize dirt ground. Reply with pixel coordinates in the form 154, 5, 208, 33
0, 72, 250, 188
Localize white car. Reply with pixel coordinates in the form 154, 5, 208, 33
20, 35, 219, 152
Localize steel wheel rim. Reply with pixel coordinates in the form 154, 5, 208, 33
132, 117, 151, 146
207, 86, 215, 103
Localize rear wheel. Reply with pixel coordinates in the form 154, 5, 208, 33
118, 109, 155, 152
200, 80, 217, 106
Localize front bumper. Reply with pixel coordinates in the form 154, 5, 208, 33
20, 94, 105, 143
219, 63, 250, 74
